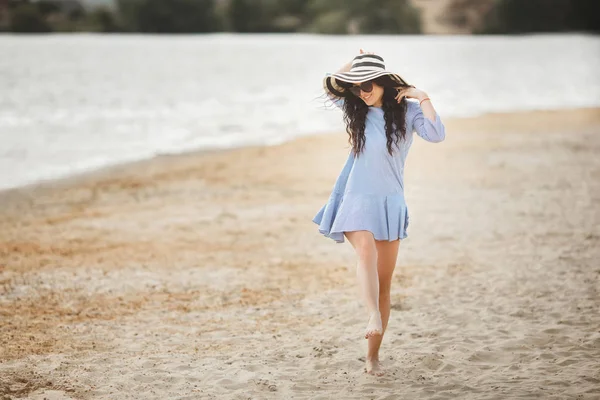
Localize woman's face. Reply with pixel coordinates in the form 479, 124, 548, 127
352, 80, 384, 107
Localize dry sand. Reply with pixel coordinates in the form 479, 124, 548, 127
1, 108, 599, 399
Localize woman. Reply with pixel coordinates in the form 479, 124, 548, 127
312, 49, 446, 376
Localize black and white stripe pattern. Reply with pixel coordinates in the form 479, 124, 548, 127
333, 54, 388, 82
323, 53, 405, 98
350, 54, 386, 72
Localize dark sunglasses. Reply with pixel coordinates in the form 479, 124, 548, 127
349, 81, 373, 96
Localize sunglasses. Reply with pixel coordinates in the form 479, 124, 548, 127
349, 81, 373, 97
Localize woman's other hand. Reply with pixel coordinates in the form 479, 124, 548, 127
395, 86, 428, 103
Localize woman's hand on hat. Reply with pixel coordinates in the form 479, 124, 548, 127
395, 86, 428, 103
359, 48, 375, 55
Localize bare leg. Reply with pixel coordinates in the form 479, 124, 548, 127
344, 231, 383, 340
366, 238, 400, 376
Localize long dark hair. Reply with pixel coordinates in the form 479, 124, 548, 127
337, 75, 412, 157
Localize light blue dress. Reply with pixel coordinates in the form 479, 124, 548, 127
312, 97, 446, 243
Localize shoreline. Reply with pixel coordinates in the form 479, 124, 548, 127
1, 105, 599, 200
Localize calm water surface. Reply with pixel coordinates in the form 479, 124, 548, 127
0, 34, 599, 189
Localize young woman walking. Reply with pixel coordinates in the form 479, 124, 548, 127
312, 49, 446, 376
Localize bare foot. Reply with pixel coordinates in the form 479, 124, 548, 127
365, 311, 383, 339
365, 358, 385, 376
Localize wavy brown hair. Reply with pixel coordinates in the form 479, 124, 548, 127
336, 75, 413, 157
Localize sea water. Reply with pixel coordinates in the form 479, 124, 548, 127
0, 33, 598, 189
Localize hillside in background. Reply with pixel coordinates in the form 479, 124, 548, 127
3, 0, 598, 34
80, 0, 114, 9
48, 0, 488, 34
410, 0, 495, 34
81, 0, 476, 34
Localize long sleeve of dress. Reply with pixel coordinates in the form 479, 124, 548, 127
409, 101, 446, 143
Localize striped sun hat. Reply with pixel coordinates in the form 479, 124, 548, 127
324, 53, 406, 99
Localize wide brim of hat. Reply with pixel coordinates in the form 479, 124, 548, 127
323, 70, 405, 99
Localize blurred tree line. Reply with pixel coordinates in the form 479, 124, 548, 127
440, 0, 598, 34
1, 0, 422, 33
1, 0, 598, 34
478, 0, 599, 34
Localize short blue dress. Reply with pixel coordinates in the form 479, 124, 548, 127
312, 97, 446, 243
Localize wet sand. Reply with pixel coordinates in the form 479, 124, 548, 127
1, 108, 599, 399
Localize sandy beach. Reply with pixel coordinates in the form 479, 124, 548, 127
1, 107, 599, 399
